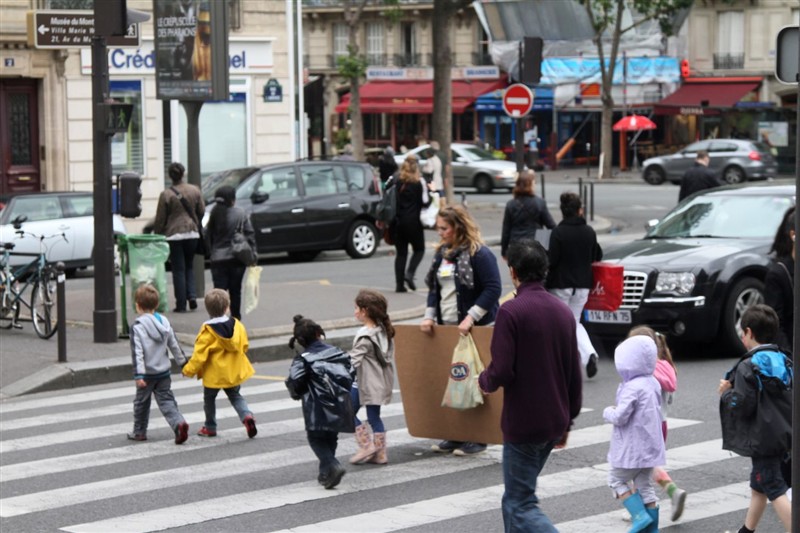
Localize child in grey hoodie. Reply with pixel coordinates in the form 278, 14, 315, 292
128, 284, 189, 444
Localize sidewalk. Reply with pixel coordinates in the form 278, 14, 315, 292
0, 167, 626, 398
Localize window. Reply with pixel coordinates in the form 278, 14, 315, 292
365, 22, 384, 65
110, 80, 144, 175
9, 196, 62, 222
398, 22, 416, 66
63, 195, 93, 217
709, 141, 737, 153
717, 11, 744, 55
333, 23, 348, 58
243, 167, 298, 199
345, 166, 367, 190
45, 0, 92, 8
683, 141, 711, 154
300, 165, 347, 196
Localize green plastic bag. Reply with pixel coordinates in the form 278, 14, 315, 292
127, 235, 170, 313
441, 333, 485, 410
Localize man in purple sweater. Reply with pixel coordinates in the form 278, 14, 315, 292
479, 239, 583, 532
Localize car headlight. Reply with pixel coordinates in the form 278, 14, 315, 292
500, 169, 516, 178
655, 272, 696, 295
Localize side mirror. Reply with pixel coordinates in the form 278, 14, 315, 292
645, 219, 659, 231
455, 156, 466, 163
12, 214, 27, 230
252, 191, 270, 204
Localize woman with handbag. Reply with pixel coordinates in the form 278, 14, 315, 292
205, 185, 257, 320
500, 170, 556, 260
153, 162, 205, 313
392, 155, 432, 293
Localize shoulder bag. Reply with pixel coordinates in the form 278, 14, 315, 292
231, 215, 257, 265
170, 186, 206, 257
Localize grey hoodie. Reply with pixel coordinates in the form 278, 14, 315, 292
130, 312, 187, 380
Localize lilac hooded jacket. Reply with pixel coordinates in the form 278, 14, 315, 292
603, 336, 666, 469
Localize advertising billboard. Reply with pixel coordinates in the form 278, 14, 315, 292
154, 0, 229, 101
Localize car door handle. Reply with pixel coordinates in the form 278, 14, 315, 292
291, 208, 304, 214
337, 203, 350, 208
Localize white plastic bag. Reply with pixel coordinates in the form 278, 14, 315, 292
242, 265, 262, 315
441, 333, 485, 410
420, 191, 440, 228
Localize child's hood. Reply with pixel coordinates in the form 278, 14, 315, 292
357, 324, 390, 354
203, 316, 244, 349
654, 359, 677, 392
614, 336, 657, 382
136, 312, 172, 342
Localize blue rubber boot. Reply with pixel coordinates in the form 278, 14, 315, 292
645, 506, 659, 532
622, 493, 654, 533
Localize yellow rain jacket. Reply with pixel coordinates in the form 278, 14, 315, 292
183, 317, 255, 388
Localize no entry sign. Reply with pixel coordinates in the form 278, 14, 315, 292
502, 83, 534, 118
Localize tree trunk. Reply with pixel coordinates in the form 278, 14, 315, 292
348, 25, 365, 161
432, 0, 454, 204
600, 92, 614, 180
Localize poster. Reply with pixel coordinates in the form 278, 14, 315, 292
757, 121, 788, 148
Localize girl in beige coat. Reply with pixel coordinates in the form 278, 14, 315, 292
348, 289, 395, 465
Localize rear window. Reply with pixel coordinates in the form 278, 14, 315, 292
345, 165, 367, 190
752, 142, 772, 153
62, 195, 93, 217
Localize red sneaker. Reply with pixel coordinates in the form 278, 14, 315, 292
243, 415, 257, 438
175, 421, 189, 445
197, 426, 217, 437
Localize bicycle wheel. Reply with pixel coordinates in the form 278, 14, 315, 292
31, 268, 58, 339
0, 270, 19, 329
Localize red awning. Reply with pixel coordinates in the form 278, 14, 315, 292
654, 78, 761, 115
335, 79, 506, 114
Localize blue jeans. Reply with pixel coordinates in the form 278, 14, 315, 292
168, 239, 198, 311
132, 376, 184, 434
202, 385, 252, 430
502, 440, 558, 533
350, 386, 384, 432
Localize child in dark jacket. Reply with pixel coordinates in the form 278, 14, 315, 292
285, 315, 355, 490
719, 304, 792, 533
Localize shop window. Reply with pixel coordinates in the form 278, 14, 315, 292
110, 80, 144, 175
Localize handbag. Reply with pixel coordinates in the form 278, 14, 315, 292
170, 186, 206, 257
231, 217, 256, 265
242, 265, 262, 315
584, 262, 624, 311
441, 333, 485, 410
420, 191, 439, 229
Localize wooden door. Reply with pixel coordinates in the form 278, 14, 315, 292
0, 79, 40, 195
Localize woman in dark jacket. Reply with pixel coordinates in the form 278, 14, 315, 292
765, 206, 795, 352
205, 185, 256, 320
391, 155, 431, 292
378, 146, 398, 184
500, 170, 556, 259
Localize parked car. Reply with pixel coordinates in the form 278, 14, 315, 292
0, 192, 128, 275
641, 139, 778, 186
200, 161, 382, 261
395, 143, 519, 193
584, 181, 794, 354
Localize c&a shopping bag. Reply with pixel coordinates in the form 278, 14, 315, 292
441, 333, 485, 410
242, 265, 262, 315
584, 262, 624, 311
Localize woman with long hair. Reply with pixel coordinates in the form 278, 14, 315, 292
500, 170, 556, 260
391, 155, 432, 292
205, 185, 256, 320
765, 206, 795, 352
420, 205, 502, 456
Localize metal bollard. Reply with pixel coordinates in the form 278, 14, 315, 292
461, 191, 468, 207
540, 173, 546, 200
56, 262, 66, 363
590, 182, 595, 221
578, 177, 584, 205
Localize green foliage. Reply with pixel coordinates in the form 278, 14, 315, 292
579, 0, 692, 37
334, 128, 351, 150
337, 45, 367, 80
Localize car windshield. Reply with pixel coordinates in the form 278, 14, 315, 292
457, 146, 496, 161
201, 168, 258, 202
647, 193, 793, 239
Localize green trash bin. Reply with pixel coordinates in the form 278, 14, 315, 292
125, 234, 170, 314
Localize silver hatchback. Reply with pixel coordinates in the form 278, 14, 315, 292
641, 139, 778, 186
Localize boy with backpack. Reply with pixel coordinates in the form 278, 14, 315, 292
718, 304, 792, 533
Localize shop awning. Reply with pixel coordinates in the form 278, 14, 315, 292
654, 78, 761, 115
334, 79, 506, 114
475, 86, 553, 112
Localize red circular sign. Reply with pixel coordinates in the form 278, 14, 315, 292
502, 83, 534, 118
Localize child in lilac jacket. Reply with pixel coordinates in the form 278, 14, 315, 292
603, 335, 666, 532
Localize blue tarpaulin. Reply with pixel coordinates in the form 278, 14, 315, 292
475, 87, 554, 112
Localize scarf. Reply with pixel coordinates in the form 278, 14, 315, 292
425, 246, 476, 290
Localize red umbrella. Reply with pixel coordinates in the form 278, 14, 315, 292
613, 114, 656, 132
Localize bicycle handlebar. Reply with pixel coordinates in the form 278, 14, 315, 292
14, 230, 69, 244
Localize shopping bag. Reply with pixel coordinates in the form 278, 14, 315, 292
420, 192, 440, 228
441, 333, 485, 410
584, 262, 624, 311
242, 265, 262, 315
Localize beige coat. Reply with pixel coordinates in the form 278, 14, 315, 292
350, 325, 394, 405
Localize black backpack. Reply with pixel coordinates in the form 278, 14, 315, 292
376, 177, 398, 224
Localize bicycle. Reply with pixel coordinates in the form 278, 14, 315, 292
0, 220, 67, 339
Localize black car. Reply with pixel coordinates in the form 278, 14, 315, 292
584, 181, 795, 353
201, 161, 382, 261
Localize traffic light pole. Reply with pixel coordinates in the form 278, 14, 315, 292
92, 34, 117, 343
182, 101, 205, 298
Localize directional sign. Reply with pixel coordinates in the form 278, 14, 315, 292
27, 11, 140, 49
502, 83, 535, 118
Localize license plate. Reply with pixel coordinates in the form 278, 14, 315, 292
584, 309, 632, 324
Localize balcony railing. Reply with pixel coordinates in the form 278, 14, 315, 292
713, 53, 744, 70
472, 52, 493, 66
365, 53, 388, 66
303, 0, 430, 5
394, 53, 422, 67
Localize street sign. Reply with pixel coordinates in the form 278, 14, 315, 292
27, 11, 140, 49
502, 83, 535, 118
103, 103, 134, 134
775, 26, 799, 85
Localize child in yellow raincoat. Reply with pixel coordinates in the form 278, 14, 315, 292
183, 289, 257, 439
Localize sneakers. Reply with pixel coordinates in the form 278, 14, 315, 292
431, 440, 461, 453
586, 353, 598, 379
670, 488, 687, 521
175, 421, 189, 445
127, 432, 147, 441
197, 426, 217, 437
453, 442, 487, 456
243, 415, 258, 439
323, 463, 346, 490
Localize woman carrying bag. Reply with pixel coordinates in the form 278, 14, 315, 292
206, 185, 257, 320
392, 155, 433, 293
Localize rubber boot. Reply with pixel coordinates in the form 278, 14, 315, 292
349, 423, 376, 464
622, 493, 654, 533
368, 432, 388, 465
645, 506, 659, 532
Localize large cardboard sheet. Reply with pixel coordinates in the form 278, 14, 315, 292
394, 324, 504, 445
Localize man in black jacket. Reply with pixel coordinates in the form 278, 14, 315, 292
678, 150, 723, 202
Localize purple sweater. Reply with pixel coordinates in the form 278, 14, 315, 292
479, 282, 582, 443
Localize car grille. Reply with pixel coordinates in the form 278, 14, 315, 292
621, 271, 648, 310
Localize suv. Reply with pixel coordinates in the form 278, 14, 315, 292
201, 161, 382, 261
641, 139, 778, 186
0, 192, 128, 275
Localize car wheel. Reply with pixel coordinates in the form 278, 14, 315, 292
643, 166, 665, 185
720, 277, 764, 353
346, 220, 378, 259
474, 174, 493, 194
287, 251, 320, 262
722, 165, 746, 184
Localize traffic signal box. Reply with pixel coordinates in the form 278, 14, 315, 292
680, 59, 690, 78
118, 172, 142, 218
